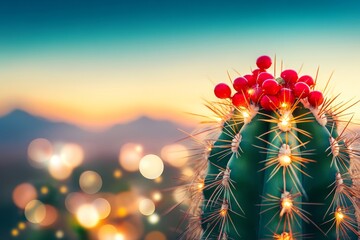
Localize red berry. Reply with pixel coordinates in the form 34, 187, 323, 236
249, 86, 263, 104
281, 69, 298, 84
260, 95, 279, 111
256, 55, 272, 70
214, 83, 232, 99
298, 75, 315, 87
278, 88, 295, 108
308, 90, 324, 107
252, 69, 266, 82
262, 79, 280, 95
257, 72, 274, 85
233, 77, 248, 92
293, 82, 310, 98
232, 92, 248, 107
244, 74, 256, 86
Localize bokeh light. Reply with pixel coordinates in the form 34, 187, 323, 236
138, 198, 155, 216
113, 169, 123, 179
151, 191, 162, 202
93, 198, 111, 219
145, 231, 167, 240
48, 155, 73, 180
65, 192, 89, 214
12, 183, 37, 209
60, 143, 84, 168
113, 191, 139, 217
148, 213, 160, 224
55, 230, 64, 238
119, 143, 144, 172
98, 224, 118, 240
79, 171, 103, 194
76, 204, 100, 228
24, 200, 46, 224
39, 205, 58, 227
27, 138, 53, 167
161, 144, 189, 167
139, 154, 164, 179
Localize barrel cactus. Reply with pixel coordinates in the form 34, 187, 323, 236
185, 56, 360, 239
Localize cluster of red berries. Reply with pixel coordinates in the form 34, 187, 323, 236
214, 55, 325, 111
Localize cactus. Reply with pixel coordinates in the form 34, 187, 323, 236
186, 56, 360, 239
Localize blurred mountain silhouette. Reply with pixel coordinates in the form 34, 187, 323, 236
0, 109, 190, 164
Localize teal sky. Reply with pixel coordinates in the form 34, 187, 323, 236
0, 0, 360, 128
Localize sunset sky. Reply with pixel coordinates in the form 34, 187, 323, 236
0, 0, 360, 130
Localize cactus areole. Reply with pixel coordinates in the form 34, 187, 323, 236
190, 56, 360, 240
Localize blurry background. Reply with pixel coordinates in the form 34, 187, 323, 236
0, 0, 360, 239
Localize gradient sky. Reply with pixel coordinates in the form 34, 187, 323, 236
0, 0, 360, 129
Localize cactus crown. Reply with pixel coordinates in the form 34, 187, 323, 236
183, 56, 360, 240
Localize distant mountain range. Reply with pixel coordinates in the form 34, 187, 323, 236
0, 109, 191, 163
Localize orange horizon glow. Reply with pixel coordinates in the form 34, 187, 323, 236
0, 100, 199, 131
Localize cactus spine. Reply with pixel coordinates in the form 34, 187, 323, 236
187, 56, 360, 240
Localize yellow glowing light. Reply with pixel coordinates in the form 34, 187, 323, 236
79, 171, 102, 194
48, 155, 73, 180
281, 198, 293, 210
280, 102, 288, 108
182, 167, 194, 177
242, 111, 250, 118
76, 204, 100, 228
93, 198, 111, 219
12, 183, 37, 209
197, 180, 205, 191
278, 112, 292, 132
139, 198, 156, 216
11, 228, 19, 237
65, 192, 88, 214
152, 191, 162, 202
247, 89, 255, 95
220, 209, 227, 217
59, 185, 68, 194
117, 207, 128, 218
55, 230, 64, 238
40, 186, 49, 195
113, 169, 123, 179
119, 143, 144, 172
18, 222, 26, 230
148, 213, 160, 224
154, 176, 163, 183
274, 232, 292, 240
60, 143, 84, 168
115, 233, 125, 240
139, 154, 164, 179
336, 208, 344, 221
160, 144, 189, 167
24, 200, 46, 224
279, 155, 291, 167
98, 224, 118, 240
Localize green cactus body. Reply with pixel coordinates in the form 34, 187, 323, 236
192, 56, 359, 240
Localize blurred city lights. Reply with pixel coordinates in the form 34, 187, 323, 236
60, 143, 84, 168
39, 205, 58, 227
148, 213, 160, 224
151, 191, 162, 202
12, 183, 37, 209
145, 231, 167, 240
98, 224, 118, 240
161, 144, 189, 167
48, 155, 73, 180
139, 154, 164, 179
93, 198, 111, 219
113, 169, 123, 179
59, 185, 68, 194
27, 138, 53, 167
24, 200, 46, 224
138, 198, 155, 216
79, 171, 103, 194
76, 204, 100, 228
55, 230, 64, 238
119, 143, 144, 172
